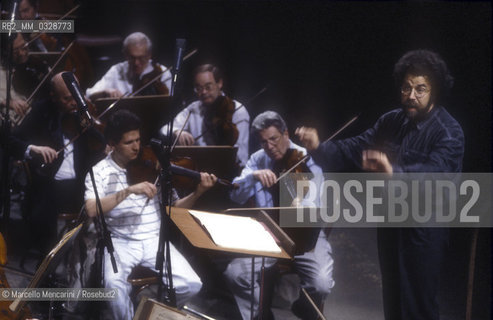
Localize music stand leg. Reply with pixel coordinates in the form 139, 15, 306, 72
250, 257, 255, 320
258, 257, 266, 320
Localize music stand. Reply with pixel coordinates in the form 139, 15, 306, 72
170, 207, 294, 259
170, 207, 294, 320
94, 95, 173, 144
225, 207, 326, 255
9, 223, 83, 313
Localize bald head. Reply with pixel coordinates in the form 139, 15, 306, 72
50, 72, 77, 113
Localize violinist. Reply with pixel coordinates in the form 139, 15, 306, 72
165, 64, 250, 167
84, 109, 216, 320
17, 0, 62, 52
9, 33, 51, 101
86, 32, 172, 100
14, 72, 105, 255
226, 111, 334, 320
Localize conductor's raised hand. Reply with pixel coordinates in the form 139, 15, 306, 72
295, 126, 320, 151
362, 150, 393, 174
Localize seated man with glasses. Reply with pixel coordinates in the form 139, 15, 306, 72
224, 111, 334, 320
163, 64, 250, 167
86, 32, 172, 100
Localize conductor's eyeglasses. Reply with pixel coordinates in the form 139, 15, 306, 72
401, 85, 430, 99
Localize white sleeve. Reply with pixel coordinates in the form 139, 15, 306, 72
86, 65, 119, 97
230, 152, 261, 205
233, 103, 250, 167
84, 166, 105, 201
159, 67, 173, 92
161, 105, 191, 137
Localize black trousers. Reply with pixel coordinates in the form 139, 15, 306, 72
377, 228, 448, 320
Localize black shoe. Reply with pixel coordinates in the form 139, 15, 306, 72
291, 296, 323, 320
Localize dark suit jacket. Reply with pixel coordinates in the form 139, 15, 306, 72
14, 98, 106, 184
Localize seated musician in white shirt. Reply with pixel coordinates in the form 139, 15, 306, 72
85, 109, 217, 320
86, 32, 172, 100
162, 64, 250, 167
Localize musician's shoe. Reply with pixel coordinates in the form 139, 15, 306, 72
291, 295, 325, 320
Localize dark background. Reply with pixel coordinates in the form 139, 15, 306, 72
79, 0, 491, 172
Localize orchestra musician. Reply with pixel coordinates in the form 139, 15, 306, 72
296, 50, 464, 320
17, 0, 63, 52
9, 32, 51, 101
226, 111, 334, 320
165, 64, 250, 167
84, 109, 216, 320
14, 72, 105, 254
86, 32, 172, 100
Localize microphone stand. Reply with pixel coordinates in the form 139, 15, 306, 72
155, 38, 187, 307
1, 0, 18, 236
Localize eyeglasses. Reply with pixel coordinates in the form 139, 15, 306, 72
127, 55, 149, 64
193, 83, 216, 94
401, 85, 430, 99
260, 135, 282, 148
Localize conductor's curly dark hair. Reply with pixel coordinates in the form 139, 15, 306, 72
393, 50, 454, 102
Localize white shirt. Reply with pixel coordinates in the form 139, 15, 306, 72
86, 60, 172, 98
54, 135, 76, 180
162, 98, 250, 167
84, 153, 162, 241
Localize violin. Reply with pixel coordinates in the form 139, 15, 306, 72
24, 32, 60, 52
203, 95, 239, 146
0, 233, 33, 320
269, 148, 311, 206
132, 62, 170, 96
126, 146, 238, 191
273, 148, 310, 176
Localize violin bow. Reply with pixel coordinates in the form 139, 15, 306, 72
13, 41, 75, 126
23, 4, 80, 48
171, 110, 192, 152
96, 49, 198, 121
26, 41, 75, 104
193, 84, 269, 141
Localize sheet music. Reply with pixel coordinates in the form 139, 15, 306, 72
189, 210, 281, 253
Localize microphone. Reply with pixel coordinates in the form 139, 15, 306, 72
170, 39, 186, 96
61, 71, 92, 122
8, 1, 18, 38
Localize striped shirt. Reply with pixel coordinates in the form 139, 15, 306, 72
85, 153, 178, 241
